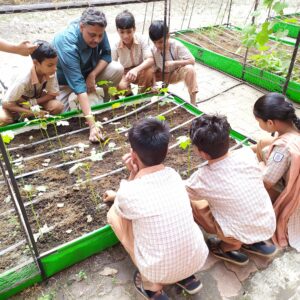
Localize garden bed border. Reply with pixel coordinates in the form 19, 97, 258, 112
0, 93, 249, 299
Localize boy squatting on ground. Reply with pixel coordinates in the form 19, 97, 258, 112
0, 40, 63, 126
149, 20, 198, 105
103, 119, 208, 300
185, 114, 277, 266
112, 10, 154, 95
252, 93, 300, 251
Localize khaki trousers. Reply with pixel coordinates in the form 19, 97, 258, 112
107, 205, 163, 292
191, 200, 242, 252
155, 65, 198, 96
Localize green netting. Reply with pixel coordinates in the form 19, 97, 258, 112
0, 262, 41, 299
175, 30, 300, 103
273, 14, 300, 39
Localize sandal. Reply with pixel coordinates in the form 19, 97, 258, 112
176, 275, 203, 295
208, 237, 249, 266
133, 270, 169, 300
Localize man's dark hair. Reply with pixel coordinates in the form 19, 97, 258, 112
31, 40, 57, 63
149, 20, 169, 41
115, 10, 135, 29
189, 114, 231, 159
80, 8, 107, 27
128, 118, 170, 166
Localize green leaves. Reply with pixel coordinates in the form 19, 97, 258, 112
177, 136, 191, 150
111, 102, 121, 109
156, 115, 166, 121
272, 1, 288, 15
1, 130, 15, 144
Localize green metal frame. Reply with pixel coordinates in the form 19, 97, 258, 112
0, 93, 249, 299
273, 13, 300, 39
174, 27, 300, 103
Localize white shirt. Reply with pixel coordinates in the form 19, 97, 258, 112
114, 167, 208, 283
186, 147, 276, 244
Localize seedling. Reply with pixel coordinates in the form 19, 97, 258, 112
76, 270, 87, 281
23, 184, 41, 231
177, 136, 192, 176
156, 115, 166, 122
1, 130, 15, 162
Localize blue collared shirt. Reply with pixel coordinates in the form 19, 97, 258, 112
53, 20, 112, 94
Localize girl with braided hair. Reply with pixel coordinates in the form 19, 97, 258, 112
253, 92, 300, 251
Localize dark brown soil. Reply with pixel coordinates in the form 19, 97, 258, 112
0, 99, 237, 272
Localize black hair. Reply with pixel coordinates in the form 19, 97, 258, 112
128, 118, 170, 166
80, 8, 107, 27
115, 10, 135, 29
253, 92, 300, 130
190, 114, 231, 159
149, 20, 169, 41
31, 40, 57, 63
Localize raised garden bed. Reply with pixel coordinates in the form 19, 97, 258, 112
273, 13, 300, 39
174, 26, 300, 103
0, 93, 250, 299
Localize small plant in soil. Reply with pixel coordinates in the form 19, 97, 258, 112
177, 135, 192, 176
1, 130, 15, 162
23, 184, 41, 231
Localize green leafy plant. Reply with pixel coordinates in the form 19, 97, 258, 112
1, 130, 15, 162
177, 136, 192, 176
156, 115, 166, 122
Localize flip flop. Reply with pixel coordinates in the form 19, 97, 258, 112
133, 270, 169, 300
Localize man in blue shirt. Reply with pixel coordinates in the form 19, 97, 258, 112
53, 8, 123, 142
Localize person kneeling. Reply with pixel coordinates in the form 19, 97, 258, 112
0, 40, 63, 126
104, 118, 208, 299
186, 114, 277, 266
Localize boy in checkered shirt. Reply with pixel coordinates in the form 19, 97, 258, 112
185, 114, 277, 266
103, 118, 208, 300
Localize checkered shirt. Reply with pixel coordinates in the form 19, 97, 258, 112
185, 147, 276, 244
263, 145, 291, 192
152, 39, 194, 72
112, 34, 152, 69
114, 167, 208, 284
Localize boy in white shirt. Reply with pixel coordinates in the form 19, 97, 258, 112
186, 114, 277, 265
104, 118, 208, 300
112, 10, 154, 95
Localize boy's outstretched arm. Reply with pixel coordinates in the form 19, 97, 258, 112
125, 57, 154, 82
2, 101, 47, 118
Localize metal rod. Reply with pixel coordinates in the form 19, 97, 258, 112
241, 0, 259, 80
187, 0, 197, 28
0, 137, 46, 279
162, 0, 168, 85
283, 30, 300, 95
142, 2, 149, 34
226, 0, 233, 26
0, 0, 163, 14
181, 0, 189, 30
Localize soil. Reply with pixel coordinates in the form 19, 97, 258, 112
0, 99, 237, 273
176, 27, 300, 82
